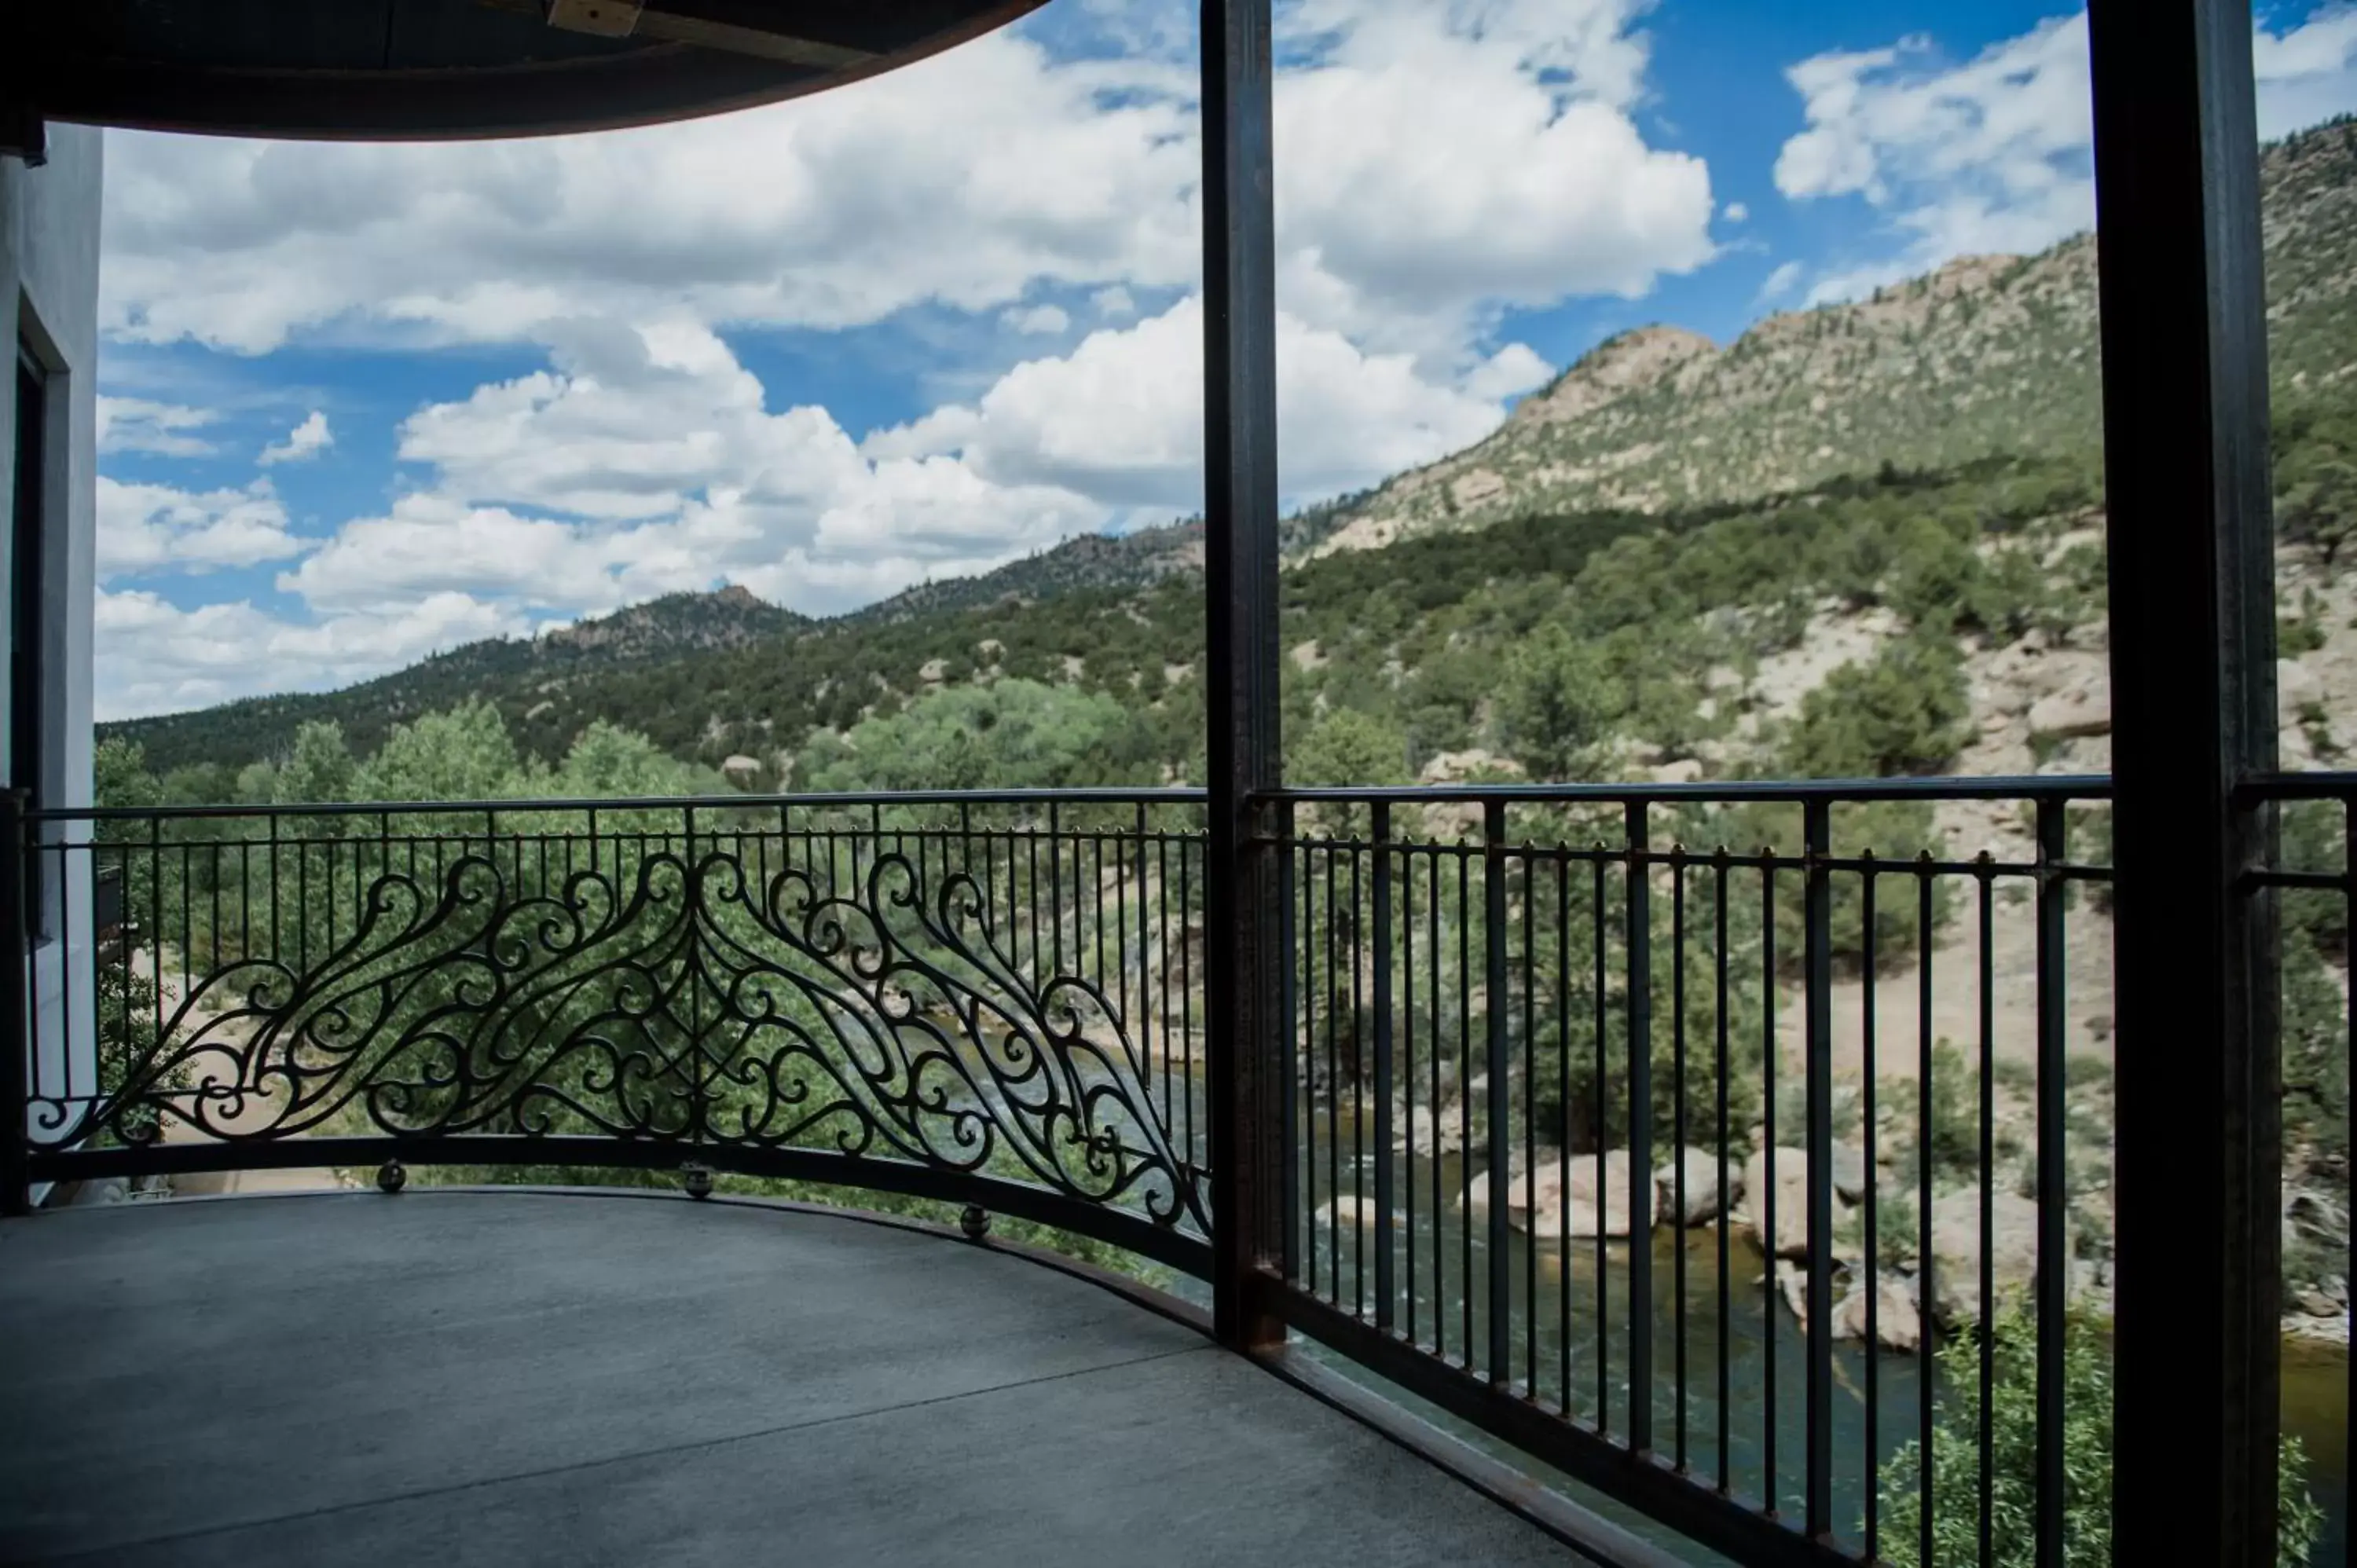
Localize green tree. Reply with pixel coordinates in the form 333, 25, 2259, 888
354, 699, 525, 803
1497, 624, 1622, 782
1878, 1301, 2323, 1568
799, 680, 1156, 793
1289, 708, 1409, 788
273, 721, 357, 806
1785, 636, 1970, 780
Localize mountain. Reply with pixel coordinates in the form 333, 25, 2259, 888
108, 585, 807, 776
1292, 116, 2357, 555
839, 517, 1204, 628
99, 118, 2357, 787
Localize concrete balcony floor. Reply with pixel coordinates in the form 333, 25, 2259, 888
2, 1189, 1588, 1566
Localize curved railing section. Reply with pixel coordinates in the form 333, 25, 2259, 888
18, 773, 2350, 1568
6, 790, 1211, 1271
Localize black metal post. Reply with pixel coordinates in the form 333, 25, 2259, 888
2033, 800, 2069, 1568
0, 789, 27, 1216
2087, 1, 2281, 1560
1202, 0, 1284, 1353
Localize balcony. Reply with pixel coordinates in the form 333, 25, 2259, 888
10, 777, 2339, 1565
1, 1189, 1595, 1567
0, 2, 2334, 1563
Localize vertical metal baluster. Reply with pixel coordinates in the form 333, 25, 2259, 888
1094, 819, 1108, 998
1046, 807, 1061, 976
225, 825, 236, 985
1431, 848, 1445, 1362
1351, 828, 1366, 1319
1627, 800, 1655, 1455
1803, 800, 1833, 1537
1181, 831, 1196, 1187
154, 815, 167, 1061
0, 795, 27, 1215
2345, 794, 2355, 1551
1978, 853, 1997, 1568
1131, 806, 1150, 1075
1523, 843, 1536, 1391
2034, 801, 2068, 1568
1672, 843, 1689, 1471
755, 807, 770, 911
57, 827, 72, 1140
1326, 834, 1341, 1298
687, 804, 705, 1146
1375, 803, 1396, 1333
1483, 801, 1510, 1384
1716, 845, 1732, 1491
1460, 847, 1474, 1366
1861, 848, 1880, 1559
1399, 822, 1416, 1346
1023, 806, 1042, 980
1918, 850, 1937, 1568
1286, 802, 1305, 1290
868, 801, 883, 905
1559, 848, 1572, 1416
1761, 844, 1777, 1512
1593, 846, 1607, 1427
1153, 813, 1171, 1137
972, 807, 991, 942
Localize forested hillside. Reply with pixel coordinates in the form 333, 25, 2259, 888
103, 119, 2357, 811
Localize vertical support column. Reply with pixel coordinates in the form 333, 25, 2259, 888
2087, 2, 2280, 1561
2032, 799, 2070, 1568
1202, 0, 1284, 1353
0, 789, 27, 1217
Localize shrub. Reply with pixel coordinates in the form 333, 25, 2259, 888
1877, 1300, 2323, 1568
1784, 636, 1970, 780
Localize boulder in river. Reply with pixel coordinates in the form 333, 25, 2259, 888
1497, 1149, 1642, 1238
1654, 1145, 1739, 1225
1394, 1101, 1466, 1158
1926, 1185, 2044, 1328
1317, 1195, 1387, 1230
1744, 1150, 1848, 1263
1833, 1273, 1923, 1353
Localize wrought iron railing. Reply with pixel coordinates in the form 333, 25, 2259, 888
1259, 776, 2121, 1568
12, 775, 2352, 1567
7, 790, 1211, 1270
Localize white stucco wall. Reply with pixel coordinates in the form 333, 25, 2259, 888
2, 126, 104, 1185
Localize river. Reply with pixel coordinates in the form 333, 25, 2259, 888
1259, 1130, 2351, 1563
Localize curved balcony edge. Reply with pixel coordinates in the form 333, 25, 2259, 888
26, 1134, 1212, 1279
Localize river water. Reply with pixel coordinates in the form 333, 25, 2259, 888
1271, 1131, 2351, 1563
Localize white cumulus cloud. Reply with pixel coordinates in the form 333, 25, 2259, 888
93, 0, 1714, 715
1003, 303, 1072, 335
96, 397, 218, 458
867, 296, 1546, 511
97, 588, 518, 720
1772, 6, 2357, 303
258, 409, 332, 465
97, 2, 1712, 371
97, 478, 306, 582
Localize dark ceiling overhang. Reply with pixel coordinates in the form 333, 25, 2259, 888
5, 0, 1050, 142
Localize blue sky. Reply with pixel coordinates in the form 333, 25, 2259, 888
87, 1, 2357, 720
